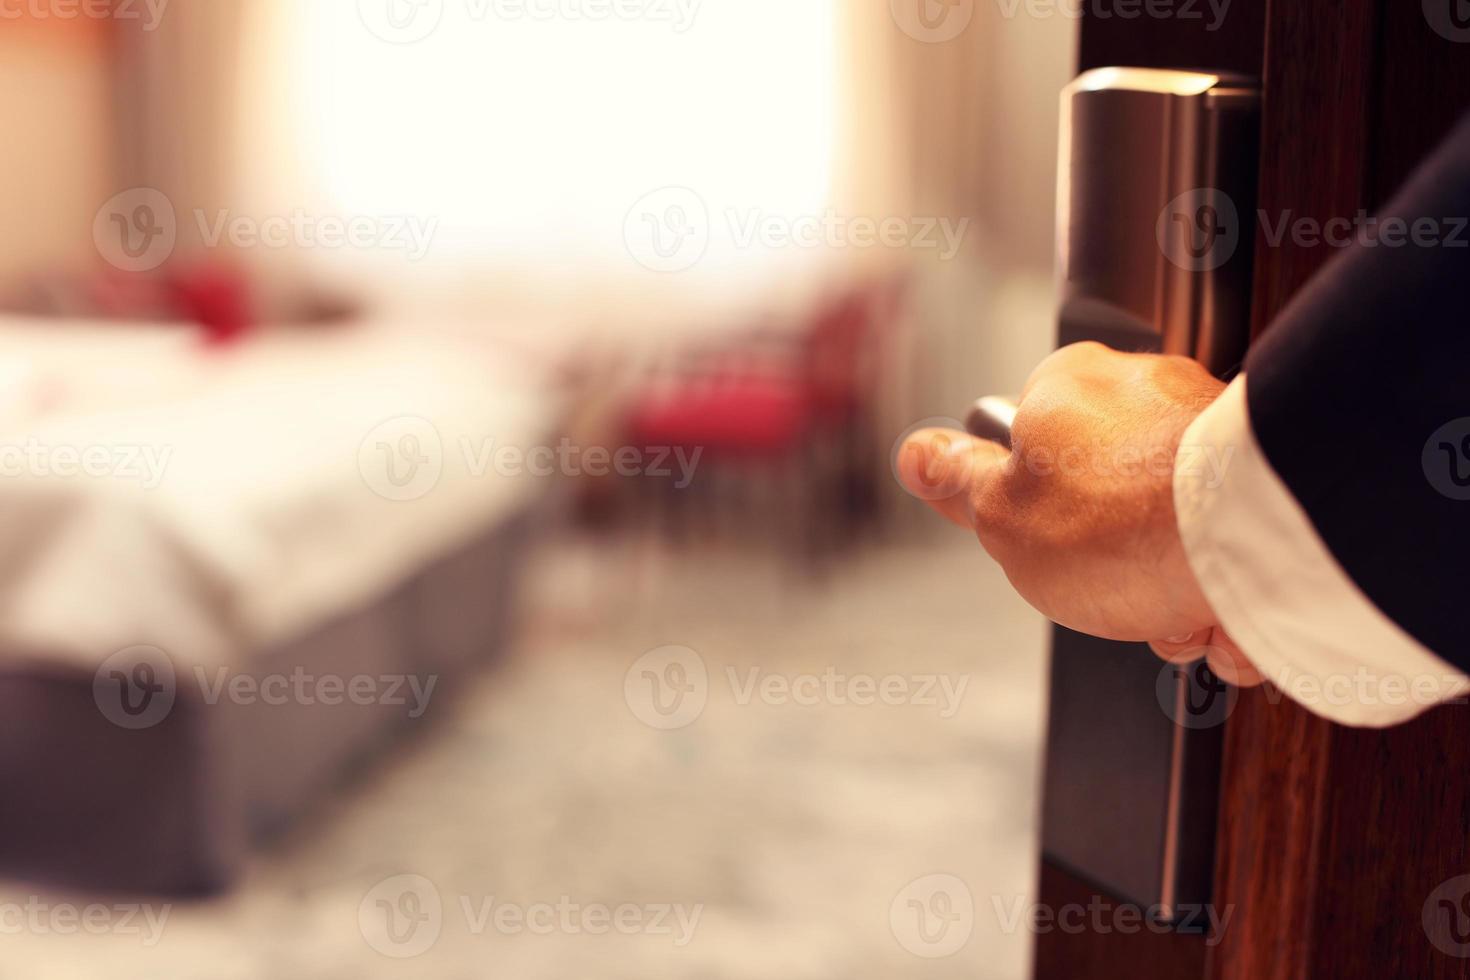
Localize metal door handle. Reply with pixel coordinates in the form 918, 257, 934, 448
965, 396, 1019, 450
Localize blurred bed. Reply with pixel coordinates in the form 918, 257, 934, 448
0, 318, 561, 895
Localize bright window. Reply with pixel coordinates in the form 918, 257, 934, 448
284, 0, 839, 275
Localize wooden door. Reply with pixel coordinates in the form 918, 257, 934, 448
1033, 3, 1470, 978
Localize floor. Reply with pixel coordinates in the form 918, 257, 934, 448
0, 531, 1048, 980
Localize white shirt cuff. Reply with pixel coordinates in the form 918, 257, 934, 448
1173, 376, 1467, 728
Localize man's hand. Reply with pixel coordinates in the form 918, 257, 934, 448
898, 342, 1263, 686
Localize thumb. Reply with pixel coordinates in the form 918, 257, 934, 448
897, 428, 1010, 529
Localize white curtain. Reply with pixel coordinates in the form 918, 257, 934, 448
228, 0, 851, 333
111, 0, 1073, 389
838, 3, 1075, 426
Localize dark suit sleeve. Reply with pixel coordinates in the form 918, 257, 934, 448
1245, 112, 1470, 669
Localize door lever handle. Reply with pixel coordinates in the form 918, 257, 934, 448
965, 396, 1019, 451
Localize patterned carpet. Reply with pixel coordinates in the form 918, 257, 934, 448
0, 533, 1047, 980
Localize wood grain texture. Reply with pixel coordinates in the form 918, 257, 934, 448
1372, 0, 1470, 206
1205, 689, 1334, 978
1076, 0, 1266, 75
1211, 701, 1470, 979
1034, 861, 1208, 980
1244, 0, 1379, 340
1210, 1, 1470, 977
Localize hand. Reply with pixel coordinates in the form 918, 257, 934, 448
898, 341, 1263, 687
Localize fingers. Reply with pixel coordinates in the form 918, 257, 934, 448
1148, 632, 1209, 665
1148, 627, 1265, 688
1205, 633, 1265, 688
897, 428, 1010, 530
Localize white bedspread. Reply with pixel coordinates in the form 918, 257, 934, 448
0, 318, 557, 671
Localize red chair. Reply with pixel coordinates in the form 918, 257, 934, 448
623, 274, 907, 555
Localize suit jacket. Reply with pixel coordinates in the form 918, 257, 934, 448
1247, 111, 1470, 668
